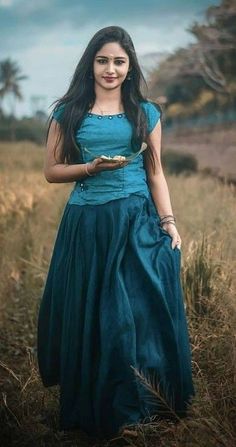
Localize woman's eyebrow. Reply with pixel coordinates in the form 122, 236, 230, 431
96, 55, 127, 60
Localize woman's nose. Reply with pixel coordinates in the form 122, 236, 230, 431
106, 62, 115, 74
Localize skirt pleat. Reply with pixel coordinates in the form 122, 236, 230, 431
37, 192, 195, 439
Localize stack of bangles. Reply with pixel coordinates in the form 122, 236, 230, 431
85, 162, 95, 176
159, 214, 176, 228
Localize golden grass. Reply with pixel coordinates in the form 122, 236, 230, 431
0, 142, 235, 446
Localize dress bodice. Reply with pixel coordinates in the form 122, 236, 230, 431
52, 101, 161, 205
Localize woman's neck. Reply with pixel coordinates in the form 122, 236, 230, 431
93, 85, 123, 112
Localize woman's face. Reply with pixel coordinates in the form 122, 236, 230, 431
93, 42, 130, 90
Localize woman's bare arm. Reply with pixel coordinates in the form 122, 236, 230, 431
144, 120, 182, 249
143, 120, 174, 217
44, 120, 89, 183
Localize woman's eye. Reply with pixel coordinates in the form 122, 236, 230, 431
97, 59, 125, 65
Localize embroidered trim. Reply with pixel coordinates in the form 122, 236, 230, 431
87, 113, 126, 119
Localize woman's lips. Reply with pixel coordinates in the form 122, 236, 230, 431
103, 77, 117, 82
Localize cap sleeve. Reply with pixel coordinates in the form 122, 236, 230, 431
141, 101, 161, 134
52, 103, 65, 123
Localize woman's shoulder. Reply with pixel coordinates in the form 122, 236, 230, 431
139, 100, 162, 134
52, 103, 66, 123
140, 99, 161, 114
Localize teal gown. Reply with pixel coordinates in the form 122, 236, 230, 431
37, 101, 195, 440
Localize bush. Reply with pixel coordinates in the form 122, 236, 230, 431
162, 149, 198, 175
0, 116, 47, 145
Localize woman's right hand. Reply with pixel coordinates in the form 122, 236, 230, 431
87, 157, 129, 174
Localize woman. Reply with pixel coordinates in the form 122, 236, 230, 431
37, 25, 195, 440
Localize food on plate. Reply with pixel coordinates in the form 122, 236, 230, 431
113, 155, 127, 161
100, 155, 126, 162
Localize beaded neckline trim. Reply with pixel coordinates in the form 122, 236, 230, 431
86, 112, 126, 119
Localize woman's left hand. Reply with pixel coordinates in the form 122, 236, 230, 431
161, 222, 182, 250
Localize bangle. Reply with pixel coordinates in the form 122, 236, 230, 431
160, 214, 176, 222
160, 220, 176, 228
85, 162, 95, 176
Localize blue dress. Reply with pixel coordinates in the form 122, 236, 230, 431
37, 101, 195, 440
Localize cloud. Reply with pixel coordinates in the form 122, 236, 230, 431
0, 0, 221, 116
0, 0, 220, 52
0, 0, 13, 7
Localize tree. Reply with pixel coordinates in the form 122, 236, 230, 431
188, 0, 236, 93
0, 58, 28, 139
148, 0, 236, 118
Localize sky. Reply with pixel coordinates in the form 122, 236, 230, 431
0, 0, 221, 117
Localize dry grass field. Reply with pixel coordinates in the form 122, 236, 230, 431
0, 141, 235, 447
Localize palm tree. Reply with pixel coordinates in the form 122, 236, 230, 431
0, 58, 28, 139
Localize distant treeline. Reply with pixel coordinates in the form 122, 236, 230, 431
0, 113, 47, 144
164, 107, 236, 130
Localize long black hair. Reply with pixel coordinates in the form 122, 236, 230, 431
47, 25, 162, 172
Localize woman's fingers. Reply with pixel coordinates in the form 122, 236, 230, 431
171, 234, 181, 250
161, 222, 182, 250
164, 227, 181, 250
93, 158, 129, 171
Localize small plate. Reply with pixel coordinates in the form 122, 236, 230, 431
100, 155, 126, 163
83, 143, 147, 163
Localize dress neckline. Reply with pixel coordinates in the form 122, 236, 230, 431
87, 106, 125, 117
86, 112, 126, 119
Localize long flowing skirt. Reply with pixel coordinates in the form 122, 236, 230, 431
37, 192, 195, 439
